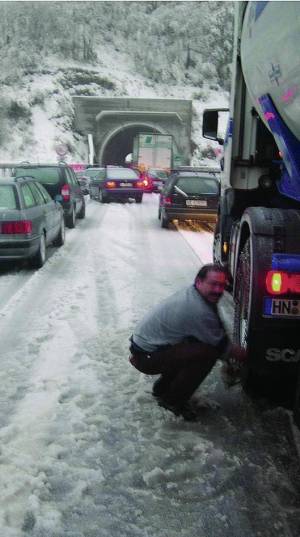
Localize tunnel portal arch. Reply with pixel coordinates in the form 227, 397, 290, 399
72, 97, 192, 166
100, 122, 166, 166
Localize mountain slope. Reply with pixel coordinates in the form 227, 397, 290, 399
0, 1, 232, 164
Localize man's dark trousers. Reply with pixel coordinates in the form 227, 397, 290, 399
129, 340, 219, 406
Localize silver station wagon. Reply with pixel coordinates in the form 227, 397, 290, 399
0, 176, 65, 268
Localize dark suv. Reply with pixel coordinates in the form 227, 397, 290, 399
14, 164, 86, 228
158, 167, 220, 228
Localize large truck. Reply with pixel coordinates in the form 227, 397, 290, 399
202, 1, 300, 421
132, 133, 173, 172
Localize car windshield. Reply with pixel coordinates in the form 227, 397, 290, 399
14, 167, 60, 184
84, 169, 104, 178
150, 169, 168, 179
0, 184, 18, 209
107, 168, 139, 179
175, 176, 219, 195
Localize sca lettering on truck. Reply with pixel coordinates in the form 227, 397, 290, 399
266, 348, 300, 362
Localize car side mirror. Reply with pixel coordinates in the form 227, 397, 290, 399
202, 108, 229, 144
203, 110, 219, 140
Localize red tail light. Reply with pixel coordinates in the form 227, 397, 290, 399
61, 184, 71, 201
106, 181, 116, 189
163, 196, 172, 205
1, 220, 32, 234
266, 270, 300, 295
136, 181, 145, 188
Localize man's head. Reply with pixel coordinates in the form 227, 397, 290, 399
195, 264, 228, 303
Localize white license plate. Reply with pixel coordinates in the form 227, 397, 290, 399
269, 298, 300, 317
186, 199, 207, 207
120, 182, 132, 187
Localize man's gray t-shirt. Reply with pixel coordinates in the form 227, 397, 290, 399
132, 285, 227, 352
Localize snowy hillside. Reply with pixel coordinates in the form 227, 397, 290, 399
0, 1, 232, 165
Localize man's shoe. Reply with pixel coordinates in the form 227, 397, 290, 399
157, 398, 183, 416
157, 398, 200, 421
179, 402, 201, 421
152, 376, 170, 397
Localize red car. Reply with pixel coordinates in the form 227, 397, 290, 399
140, 169, 169, 193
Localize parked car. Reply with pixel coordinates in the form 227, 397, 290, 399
158, 167, 220, 228
140, 168, 170, 193
0, 176, 65, 268
75, 170, 90, 195
13, 163, 85, 228
78, 167, 105, 200
89, 166, 145, 203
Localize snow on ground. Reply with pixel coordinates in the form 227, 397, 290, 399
0, 195, 299, 537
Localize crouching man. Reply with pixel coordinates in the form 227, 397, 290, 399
129, 264, 246, 420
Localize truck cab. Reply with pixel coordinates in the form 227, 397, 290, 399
202, 1, 300, 424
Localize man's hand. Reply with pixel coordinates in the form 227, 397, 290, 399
229, 344, 248, 364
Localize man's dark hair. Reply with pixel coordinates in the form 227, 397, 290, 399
195, 263, 229, 281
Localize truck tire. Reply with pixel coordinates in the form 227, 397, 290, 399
233, 237, 293, 402
213, 232, 221, 263
294, 371, 300, 428
233, 238, 260, 394
234, 238, 251, 349
213, 220, 221, 263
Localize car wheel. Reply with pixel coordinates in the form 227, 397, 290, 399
161, 211, 169, 229
158, 207, 161, 220
31, 233, 46, 268
66, 206, 76, 228
77, 199, 86, 219
99, 189, 109, 203
53, 218, 65, 247
135, 194, 143, 203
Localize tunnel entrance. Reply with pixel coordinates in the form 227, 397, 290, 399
101, 125, 161, 166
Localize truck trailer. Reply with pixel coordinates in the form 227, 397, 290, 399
132, 133, 173, 172
202, 1, 300, 422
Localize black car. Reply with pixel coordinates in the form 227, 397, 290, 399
0, 176, 65, 268
158, 167, 220, 228
14, 164, 86, 228
88, 166, 144, 203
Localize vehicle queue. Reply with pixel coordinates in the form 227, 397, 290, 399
0, 162, 220, 269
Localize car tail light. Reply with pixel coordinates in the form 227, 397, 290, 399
163, 196, 172, 205
1, 220, 32, 234
136, 181, 145, 188
106, 181, 116, 188
61, 184, 71, 201
265, 270, 300, 295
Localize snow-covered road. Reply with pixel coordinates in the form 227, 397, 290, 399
0, 195, 299, 537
